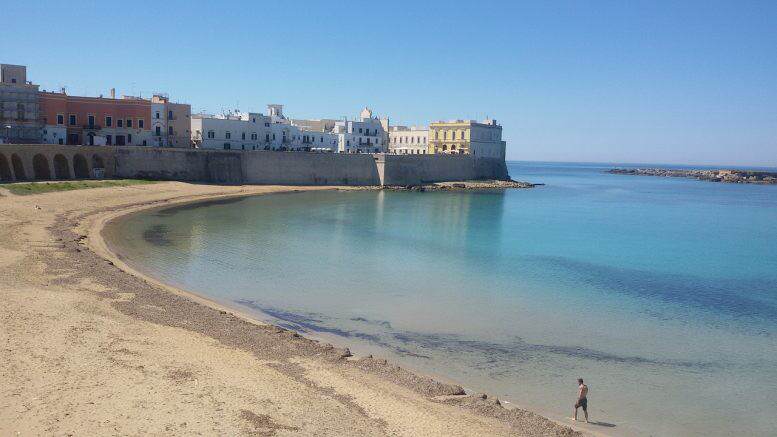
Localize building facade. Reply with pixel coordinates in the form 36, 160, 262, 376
333, 107, 387, 153
0, 64, 41, 143
428, 119, 505, 159
388, 125, 428, 154
150, 94, 192, 148
192, 111, 271, 150
38, 90, 152, 146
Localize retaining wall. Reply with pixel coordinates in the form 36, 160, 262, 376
376, 154, 509, 186
0, 145, 509, 186
242, 151, 380, 185
0, 144, 116, 182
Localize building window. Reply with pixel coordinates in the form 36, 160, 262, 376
68, 114, 77, 125
155, 112, 160, 119
251, 133, 257, 140
207, 131, 215, 139
225, 132, 231, 139
126, 119, 133, 128
128, 134, 132, 143
117, 119, 123, 128
106, 135, 112, 145
168, 126, 173, 135
168, 110, 173, 120
156, 126, 161, 136
241, 132, 246, 140
138, 119, 144, 128
105, 116, 112, 127
88, 115, 95, 126
57, 114, 64, 125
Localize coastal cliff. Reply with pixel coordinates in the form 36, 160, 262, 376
608, 168, 777, 184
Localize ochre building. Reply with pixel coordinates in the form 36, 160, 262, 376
428, 119, 505, 159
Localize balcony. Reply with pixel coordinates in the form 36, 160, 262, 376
83, 124, 101, 130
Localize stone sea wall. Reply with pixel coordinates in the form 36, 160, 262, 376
0, 145, 509, 186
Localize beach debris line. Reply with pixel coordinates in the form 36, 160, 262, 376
608, 168, 777, 184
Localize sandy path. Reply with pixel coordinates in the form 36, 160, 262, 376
0, 182, 580, 436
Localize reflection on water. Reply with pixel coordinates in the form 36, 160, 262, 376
106, 164, 777, 437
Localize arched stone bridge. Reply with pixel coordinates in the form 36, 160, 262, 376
0, 145, 116, 182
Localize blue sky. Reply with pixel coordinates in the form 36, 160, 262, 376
4, 1, 776, 165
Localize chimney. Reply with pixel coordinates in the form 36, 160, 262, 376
110, 88, 116, 99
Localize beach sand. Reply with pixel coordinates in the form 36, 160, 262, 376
0, 181, 584, 436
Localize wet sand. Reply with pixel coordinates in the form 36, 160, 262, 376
0, 181, 586, 436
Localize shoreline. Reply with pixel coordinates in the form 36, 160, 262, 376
1, 182, 590, 436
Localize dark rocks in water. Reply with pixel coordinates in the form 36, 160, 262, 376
608, 168, 777, 185
385, 179, 535, 191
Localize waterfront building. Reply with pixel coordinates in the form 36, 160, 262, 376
38, 88, 152, 146
191, 104, 337, 152
388, 125, 428, 155
0, 64, 41, 143
300, 130, 339, 152
191, 111, 271, 150
427, 119, 505, 159
333, 107, 387, 154
150, 94, 191, 147
290, 118, 339, 152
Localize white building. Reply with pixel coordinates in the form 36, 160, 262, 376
191, 110, 271, 151
333, 107, 387, 154
300, 130, 338, 152
388, 125, 428, 155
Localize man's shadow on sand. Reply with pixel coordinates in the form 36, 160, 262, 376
571, 419, 616, 428
587, 421, 617, 428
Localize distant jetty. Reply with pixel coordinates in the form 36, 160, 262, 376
385, 179, 536, 191
608, 168, 777, 185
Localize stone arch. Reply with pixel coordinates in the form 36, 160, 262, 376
11, 154, 26, 180
92, 154, 104, 169
33, 154, 51, 180
73, 154, 90, 179
0, 154, 12, 181
53, 154, 71, 179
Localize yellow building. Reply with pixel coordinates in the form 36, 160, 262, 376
427, 119, 505, 159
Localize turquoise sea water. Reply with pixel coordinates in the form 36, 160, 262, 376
107, 162, 777, 436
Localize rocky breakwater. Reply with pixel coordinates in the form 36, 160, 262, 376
386, 179, 536, 192
608, 168, 777, 185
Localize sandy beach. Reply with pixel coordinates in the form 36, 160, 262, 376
0, 181, 584, 436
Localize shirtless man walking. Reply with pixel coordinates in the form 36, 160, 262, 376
574, 378, 589, 423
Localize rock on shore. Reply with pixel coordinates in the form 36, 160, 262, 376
608, 168, 777, 184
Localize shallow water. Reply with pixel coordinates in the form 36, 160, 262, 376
107, 162, 777, 436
